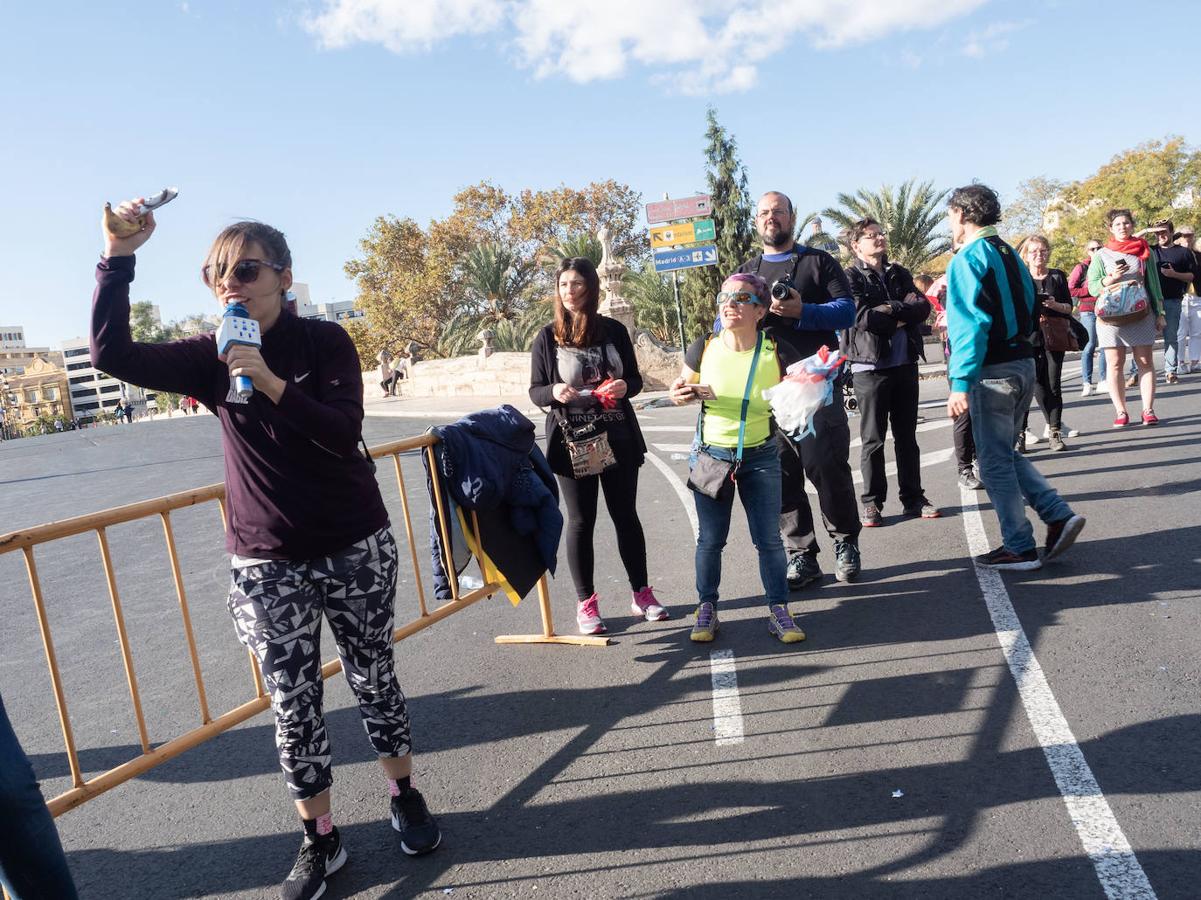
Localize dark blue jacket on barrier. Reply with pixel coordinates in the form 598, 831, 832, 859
427, 405, 561, 601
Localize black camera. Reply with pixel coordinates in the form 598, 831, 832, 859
770, 276, 795, 301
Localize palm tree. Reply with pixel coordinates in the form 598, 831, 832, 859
624, 262, 680, 346
460, 242, 532, 320
822, 179, 951, 271
541, 233, 603, 272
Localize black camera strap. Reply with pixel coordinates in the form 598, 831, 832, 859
753, 247, 803, 287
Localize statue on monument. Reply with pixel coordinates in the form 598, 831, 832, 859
597, 224, 635, 334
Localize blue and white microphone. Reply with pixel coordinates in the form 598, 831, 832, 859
216, 303, 261, 400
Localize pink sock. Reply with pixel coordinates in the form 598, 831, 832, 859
387, 779, 401, 798
315, 812, 333, 837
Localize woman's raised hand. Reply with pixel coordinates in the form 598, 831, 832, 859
102, 198, 157, 258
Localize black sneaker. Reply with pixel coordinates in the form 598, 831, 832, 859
391, 787, 442, 856
958, 468, 983, 491
833, 540, 861, 583
1044, 514, 1085, 561
1015, 432, 1028, 454
281, 828, 347, 900
862, 503, 883, 527
974, 545, 1042, 571
786, 552, 822, 590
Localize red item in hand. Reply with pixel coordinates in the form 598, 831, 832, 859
593, 378, 619, 409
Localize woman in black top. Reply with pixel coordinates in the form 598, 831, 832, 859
1020, 235, 1074, 452
529, 257, 664, 634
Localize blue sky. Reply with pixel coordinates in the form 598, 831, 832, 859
5, 0, 1198, 349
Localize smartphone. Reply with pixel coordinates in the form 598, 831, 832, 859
688, 384, 716, 401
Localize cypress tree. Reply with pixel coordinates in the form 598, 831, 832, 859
678, 108, 755, 342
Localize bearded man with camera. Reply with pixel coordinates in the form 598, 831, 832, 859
734, 191, 862, 588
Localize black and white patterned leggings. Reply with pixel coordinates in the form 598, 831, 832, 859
227, 527, 412, 801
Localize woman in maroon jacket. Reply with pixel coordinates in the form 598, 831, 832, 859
92, 199, 439, 900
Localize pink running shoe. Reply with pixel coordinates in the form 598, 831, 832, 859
631, 586, 669, 622
1112, 412, 1130, 428
576, 593, 606, 635
1141, 410, 1159, 426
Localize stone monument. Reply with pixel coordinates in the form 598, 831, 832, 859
597, 225, 635, 336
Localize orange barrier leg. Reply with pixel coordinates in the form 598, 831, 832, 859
495, 575, 609, 647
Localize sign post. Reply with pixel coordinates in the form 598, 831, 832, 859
647, 193, 718, 350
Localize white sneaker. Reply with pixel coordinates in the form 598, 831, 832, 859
1024, 429, 1042, 445
1048, 422, 1080, 438
1080, 383, 1093, 397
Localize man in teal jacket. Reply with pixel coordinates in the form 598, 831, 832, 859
944, 184, 1085, 569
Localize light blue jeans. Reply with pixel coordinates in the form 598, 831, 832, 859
1079, 311, 1106, 384
968, 359, 1074, 554
691, 441, 788, 607
1163, 298, 1182, 375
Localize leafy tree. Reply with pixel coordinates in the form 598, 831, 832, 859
346, 180, 645, 357
822, 179, 951, 271
1001, 176, 1067, 240
679, 107, 756, 342
130, 302, 182, 343
1045, 137, 1201, 270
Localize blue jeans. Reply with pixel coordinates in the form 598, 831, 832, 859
692, 441, 788, 607
1079, 311, 1106, 384
0, 692, 78, 899
1163, 298, 1182, 374
968, 359, 1074, 554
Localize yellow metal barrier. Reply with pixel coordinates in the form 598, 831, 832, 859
0, 432, 604, 825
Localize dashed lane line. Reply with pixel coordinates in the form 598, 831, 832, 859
709, 650, 745, 745
958, 485, 1156, 900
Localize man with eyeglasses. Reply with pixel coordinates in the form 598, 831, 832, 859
1149, 218, 1195, 383
734, 191, 861, 588
1069, 239, 1105, 395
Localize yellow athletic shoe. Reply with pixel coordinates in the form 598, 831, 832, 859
768, 604, 805, 643
690, 602, 718, 642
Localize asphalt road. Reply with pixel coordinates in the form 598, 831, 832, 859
0, 363, 1198, 899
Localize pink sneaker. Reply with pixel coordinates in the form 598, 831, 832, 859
1112, 412, 1130, 428
631, 586, 669, 622
1141, 410, 1159, 426
576, 593, 606, 635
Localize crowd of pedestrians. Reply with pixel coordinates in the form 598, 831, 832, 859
535, 184, 1187, 643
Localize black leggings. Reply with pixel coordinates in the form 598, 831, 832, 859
1023, 349, 1065, 431
557, 463, 648, 600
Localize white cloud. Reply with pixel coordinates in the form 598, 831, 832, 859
302, 0, 993, 93
960, 19, 1031, 58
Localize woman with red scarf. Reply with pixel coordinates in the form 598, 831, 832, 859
1086, 209, 1166, 426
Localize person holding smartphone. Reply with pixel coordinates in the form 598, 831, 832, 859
1087, 209, 1167, 427
529, 257, 665, 635
91, 199, 441, 900
668, 274, 806, 644
1018, 236, 1073, 452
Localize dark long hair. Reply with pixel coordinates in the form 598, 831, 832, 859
553, 257, 602, 347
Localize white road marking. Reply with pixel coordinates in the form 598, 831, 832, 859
852, 448, 953, 485
958, 485, 1156, 900
644, 450, 698, 541
709, 649, 745, 746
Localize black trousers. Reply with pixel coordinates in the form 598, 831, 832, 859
854, 364, 924, 509
557, 463, 648, 600
953, 408, 976, 472
776, 382, 862, 556
1023, 348, 1065, 431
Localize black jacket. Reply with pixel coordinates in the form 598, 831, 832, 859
841, 259, 931, 366
529, 316, 647, 477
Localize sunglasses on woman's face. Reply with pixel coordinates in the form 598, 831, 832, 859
716, 291, 761, 308
202, 258, 286, 288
